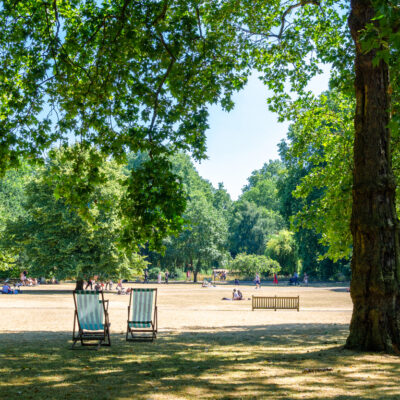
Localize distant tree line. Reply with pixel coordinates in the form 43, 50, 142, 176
0, 106, 352, 282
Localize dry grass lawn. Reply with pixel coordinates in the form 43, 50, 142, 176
1, 282, 399, 399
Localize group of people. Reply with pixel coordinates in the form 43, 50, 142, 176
288, 272, 308, 286
83, 277, 135, 295
232, 288, 243, 300
2, 271, 62, 294
222, 288, 244, 300
143, 269, 171, 284
157, 270, 169, 284
2, 281, 20, 294
2, 272, 39, 294
213, 270, 227, 281
85, 278, 113, 291
253, 271, 309, 288
20, 271, 39, 286
19, 271, 60, 286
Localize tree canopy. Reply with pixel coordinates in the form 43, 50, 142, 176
1, 147, 147, 280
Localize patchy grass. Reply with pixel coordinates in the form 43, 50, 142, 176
1, 325, 400, 399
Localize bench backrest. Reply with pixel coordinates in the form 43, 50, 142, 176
252, 295, 299, 311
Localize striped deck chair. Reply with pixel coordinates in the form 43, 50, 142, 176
72, 290, 111, 349
126, 288, 157, 342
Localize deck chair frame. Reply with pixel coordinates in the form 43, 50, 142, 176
72, 290, 111, 349
126, 288, 157, 342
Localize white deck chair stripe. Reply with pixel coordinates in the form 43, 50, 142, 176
76, 291, 104, 330
129, 289, 154, 328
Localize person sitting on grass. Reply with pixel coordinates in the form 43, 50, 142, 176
222, 289, 243, 300
116, 279, 126, 295
2, 283, 13, 294
202, 279, 215, 287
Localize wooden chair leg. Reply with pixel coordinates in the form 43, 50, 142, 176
96, 338, 103, 350
105, 325, 111, 346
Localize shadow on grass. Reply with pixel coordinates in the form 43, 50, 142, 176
0, 324, 399, 399
330, 288, 350, 293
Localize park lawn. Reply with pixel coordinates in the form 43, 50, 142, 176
1, 325, 400, 400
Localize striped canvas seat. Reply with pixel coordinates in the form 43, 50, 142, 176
126, 288, 157, 341
75, 290, 104, 330
72, 289, 111, 349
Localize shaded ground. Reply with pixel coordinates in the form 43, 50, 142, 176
1, 283, 399, 399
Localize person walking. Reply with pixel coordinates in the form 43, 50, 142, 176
255, 272, 261, 289
157, 271, 162, 284
165, 270, 169, 284
303, 272, 308, 286
105, 280, 113, 290
273, 273, 278, 285
20, 271, 27, 286
85, 278, 93, 290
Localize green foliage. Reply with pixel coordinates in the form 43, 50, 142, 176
141, 152, 229, 276
121, 155, 187, 251
0, 0, 248, 167
212, 183, 233, 218
176, 193, 229, 273
265, 230, 298, 275
279, 90, 354, 261
0, 0, 251, 250
276, 92, 352, 280
2, 0, 398, 286
226, 0, 351, 120
229, 200, 284, 256
1, 147, 146, 280
241, 160, 285, 212
229, 253, 280, 279
0, 163, 33, 271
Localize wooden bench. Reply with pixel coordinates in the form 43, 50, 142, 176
252, 295, 299, 311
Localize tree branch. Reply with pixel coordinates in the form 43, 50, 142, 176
149, 59, 175, 135
157, 31, 176, 61
153, 0, 169, 25
278, 0, 320, 39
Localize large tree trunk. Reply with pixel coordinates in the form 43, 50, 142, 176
346, 0, 400, 352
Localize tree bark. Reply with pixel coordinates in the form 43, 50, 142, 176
75, 279, 84, 291
346, 0, 400, 352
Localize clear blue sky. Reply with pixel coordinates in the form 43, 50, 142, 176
194, 67, 331, 200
